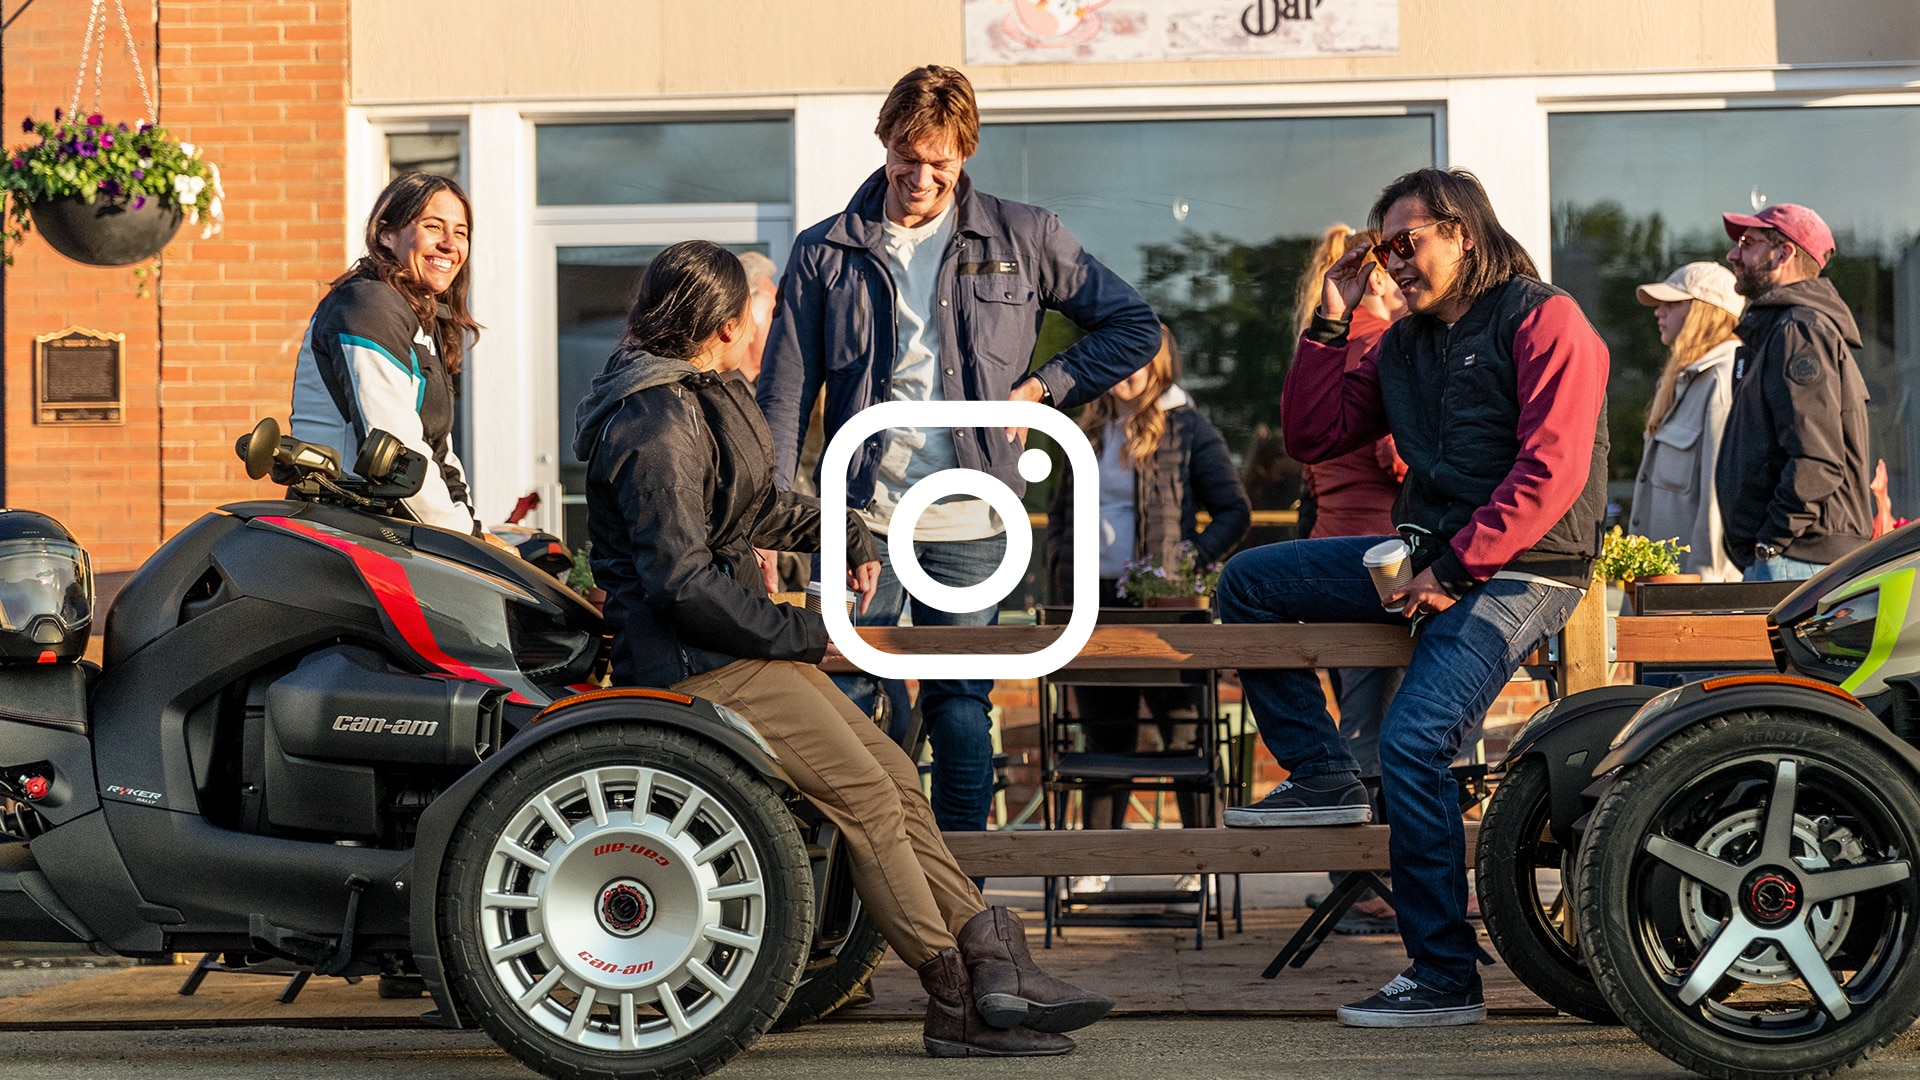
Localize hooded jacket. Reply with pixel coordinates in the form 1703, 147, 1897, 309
1714, 277, 1872, 569
755, 170, 1160, 507
574, 346, 880, 688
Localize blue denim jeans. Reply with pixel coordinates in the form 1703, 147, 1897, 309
1218, 536, 1582, 991
831, 532, 1004, 833
1745, 554, 1826, 582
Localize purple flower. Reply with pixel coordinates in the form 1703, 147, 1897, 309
100, 178, 121, 196
77, 142, 96, 158
131, 168, 144, 179
137, 121, 151, 133
116, 122, 129, 132
8, 159, 20, 170
132, 195, 145, 210
86, 113, 102, 127
99, 133, 113, 148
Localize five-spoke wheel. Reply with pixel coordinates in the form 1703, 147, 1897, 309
1579, 713, 1920, 1079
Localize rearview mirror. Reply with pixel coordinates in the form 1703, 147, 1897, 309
236, 417, 281, 480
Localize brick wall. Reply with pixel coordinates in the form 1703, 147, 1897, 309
3, 0, 347, 570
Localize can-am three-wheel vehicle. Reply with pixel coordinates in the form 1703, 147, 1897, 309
0, 419, 885, 1080
1479, 525, 1920, 1079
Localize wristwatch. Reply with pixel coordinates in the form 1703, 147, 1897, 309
1755, 542, 1784, 563
1023, 378, 1054, 407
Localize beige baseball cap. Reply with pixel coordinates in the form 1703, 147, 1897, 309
1635, 262, 1744, 318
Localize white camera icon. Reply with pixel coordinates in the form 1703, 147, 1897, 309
819, 399, 1098, 680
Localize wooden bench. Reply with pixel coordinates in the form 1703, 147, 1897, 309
824, 598, 1775, 968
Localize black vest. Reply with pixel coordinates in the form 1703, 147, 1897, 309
1374, 276, 1608, 581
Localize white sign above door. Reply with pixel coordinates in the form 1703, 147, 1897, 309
964, 0, 1398, 65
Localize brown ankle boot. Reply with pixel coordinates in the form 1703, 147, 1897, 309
917, 948, 1075, 1057
955, 906, 1114, 1032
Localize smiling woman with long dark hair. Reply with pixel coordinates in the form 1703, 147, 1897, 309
290, 171, 484, 533
575, 239, 1112, 1059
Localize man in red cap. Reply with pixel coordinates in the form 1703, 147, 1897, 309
1716, 203, 1871, 580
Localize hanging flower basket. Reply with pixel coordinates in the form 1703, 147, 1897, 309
1, 0, 221, 268
28, 189, 183, 267
2, 111, 220, 267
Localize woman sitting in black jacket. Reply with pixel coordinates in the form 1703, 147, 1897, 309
575, 241, 1109, 1058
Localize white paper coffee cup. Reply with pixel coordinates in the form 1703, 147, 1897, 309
1362, 539, 1412, 611
805, 581, 857, 614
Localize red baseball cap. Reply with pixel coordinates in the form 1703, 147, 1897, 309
1722, 203, 1836, 268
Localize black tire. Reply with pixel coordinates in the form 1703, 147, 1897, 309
1578, 712, 1920, 1080
1477, 758, 1617, 1023
439, 722, 814, 1080
771, 909, 887, 1032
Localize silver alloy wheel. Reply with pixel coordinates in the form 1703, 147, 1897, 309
1641, 757, 1913, 1021
479, 765, 768, 1051
1676, 807, 1860, 984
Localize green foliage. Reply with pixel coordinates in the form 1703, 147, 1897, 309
1136, 232, 1314, 459
1592, 526, 1688, 585
1, 110, 222, 263
1118, 541, 1220, 604
567, 541, 596, 596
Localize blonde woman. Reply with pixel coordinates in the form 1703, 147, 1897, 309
1628, 263, 1745, 583
1045, 325, 1249, 833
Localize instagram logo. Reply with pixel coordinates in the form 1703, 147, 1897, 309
819, 400, 1098, 680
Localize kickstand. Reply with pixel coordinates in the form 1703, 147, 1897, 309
178, 951, 354, 1004
1261, 872, 1495, 978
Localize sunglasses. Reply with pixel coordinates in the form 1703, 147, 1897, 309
1378, 219, 1452, 260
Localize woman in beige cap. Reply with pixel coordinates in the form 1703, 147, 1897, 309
1627, 262, 1745, 582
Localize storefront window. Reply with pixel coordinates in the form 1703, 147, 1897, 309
536, 121, 792, 206
969, 115, 1434, 471
1549, 106, 1920, 512
386, 131, 462, 182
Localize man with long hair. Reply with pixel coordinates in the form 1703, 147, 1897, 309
756, 66, 1158, 836
1218, 168, 1610, 1026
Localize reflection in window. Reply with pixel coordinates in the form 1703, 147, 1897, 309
537, 121, 793, 206
1549, 107, 1920, 510
969, 116, 1434, 467
387, 131, 462, 182
555, 244, 771, 545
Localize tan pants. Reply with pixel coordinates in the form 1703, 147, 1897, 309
673, 659, 985, 967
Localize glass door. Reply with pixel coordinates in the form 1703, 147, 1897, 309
530, 219, 787, 544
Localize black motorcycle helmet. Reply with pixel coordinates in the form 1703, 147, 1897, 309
0, 511, 92, 664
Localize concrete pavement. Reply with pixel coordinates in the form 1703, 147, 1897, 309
2, 1019, 1919, 1079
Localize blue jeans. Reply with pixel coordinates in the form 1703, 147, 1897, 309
1745, 554, 1825, 582
1218, 536, 1582, 991
832, 532, 1004, 833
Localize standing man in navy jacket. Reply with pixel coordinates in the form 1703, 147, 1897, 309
1218, 168, 1609, 1026
756, 65, 1159, 833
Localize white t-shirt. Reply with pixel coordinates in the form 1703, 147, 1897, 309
1097, 419, 1135, 578
863, 203, 1001, 542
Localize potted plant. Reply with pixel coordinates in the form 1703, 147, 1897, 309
1594, 526, 1697, 598
1118, 541, 1220, 609
1, 109, 222, 267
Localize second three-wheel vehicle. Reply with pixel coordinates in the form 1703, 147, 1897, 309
0, 418, 884, 1080
1480, 526, 1920, 1079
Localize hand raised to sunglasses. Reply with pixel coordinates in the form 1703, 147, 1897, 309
1317, 243, 1377, 323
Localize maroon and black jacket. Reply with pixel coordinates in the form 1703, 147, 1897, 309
1282, 275, 1610, 597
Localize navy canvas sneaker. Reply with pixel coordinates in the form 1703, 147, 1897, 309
1336, 971, 1486, 1027
1222, 773, 1371, 827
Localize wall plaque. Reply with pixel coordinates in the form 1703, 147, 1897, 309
35, 326, 126, 425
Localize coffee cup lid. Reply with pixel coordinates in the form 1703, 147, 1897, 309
1362, 539, 1410, 567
